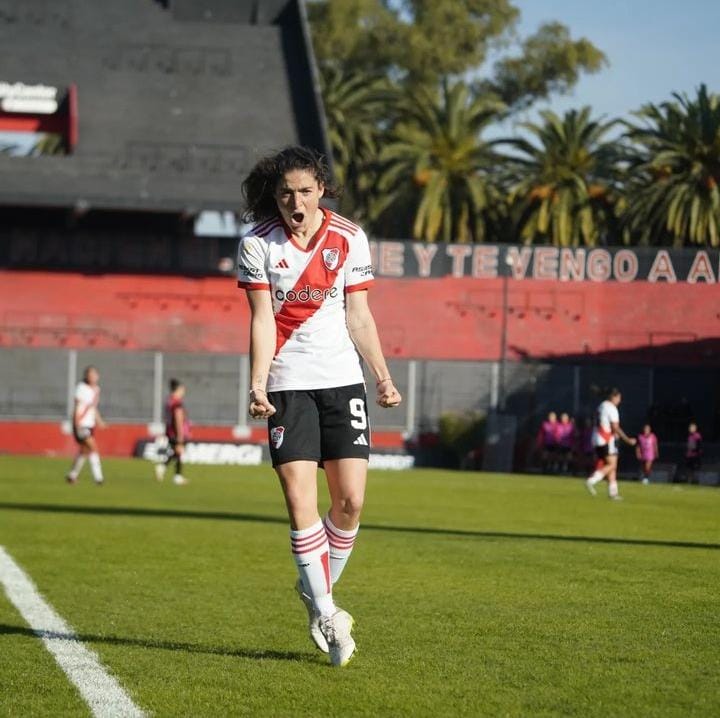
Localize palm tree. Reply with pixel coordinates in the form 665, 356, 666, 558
374, 81, 506, 243
502, 107, 621, 246
622, 84, 720, 247
319, 66, 391, 223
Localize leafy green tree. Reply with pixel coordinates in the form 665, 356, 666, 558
479, 22, 607, 113
622, 84, 720, 246
308, 1, 605, 101
374, 82, 506, 243
308, 0, 519, 87
307, 1, 608, 241
503, 107, 621, 246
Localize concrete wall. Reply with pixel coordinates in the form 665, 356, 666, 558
2, 347, 717, 461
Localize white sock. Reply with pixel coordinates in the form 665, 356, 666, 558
68, 454, 85, 479
88, 452, 104, 482
290, 520, 335, 617
608, 481, 619, 498
324, 514, 359, 586
587, 470, 604, 486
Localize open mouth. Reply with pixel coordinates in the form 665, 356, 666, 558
291, 211, 305, 225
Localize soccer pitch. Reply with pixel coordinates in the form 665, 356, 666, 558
0, 457, 718, 718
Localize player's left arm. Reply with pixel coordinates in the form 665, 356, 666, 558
95, 408, 107, 429
612, 422, 636, 446
346, 290, 401, 408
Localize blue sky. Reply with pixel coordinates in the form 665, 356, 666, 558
510, 0, 719, 122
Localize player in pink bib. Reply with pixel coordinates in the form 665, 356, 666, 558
536, 412, 559, 473
684, 422, 703, 483
635, 424, 659, 485
555, 412, 576, 474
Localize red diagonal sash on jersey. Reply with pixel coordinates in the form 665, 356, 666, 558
274, 231, 349, 355
77, 387, 99, 421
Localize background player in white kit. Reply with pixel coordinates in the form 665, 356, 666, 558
65, 365, 106, 485
238, 146, 401, 667
585, 388, 636, 500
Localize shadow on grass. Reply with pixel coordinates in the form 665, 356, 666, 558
0, 623, 315, 663
0, 501, 718, 550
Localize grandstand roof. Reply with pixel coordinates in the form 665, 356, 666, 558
0, 0, 330, 213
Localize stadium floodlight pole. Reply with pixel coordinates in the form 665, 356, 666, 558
498, 252, 514, 413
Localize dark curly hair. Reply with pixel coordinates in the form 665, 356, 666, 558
241, 145, 339, 223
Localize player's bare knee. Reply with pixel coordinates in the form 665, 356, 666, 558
336, 493, 364, 520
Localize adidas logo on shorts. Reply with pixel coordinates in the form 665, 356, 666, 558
353, 434, 368, 446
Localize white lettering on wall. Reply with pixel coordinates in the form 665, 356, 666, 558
379, 241, 405, 276
533, 247, 559, 280
687, 250, 716, 283
559, 248, 586, 281
412, 243, 439, 277
587, 249, 612, 282
648, 250, 677, 283
613, 250, 639, 282
505, 247, 532, 279
472, 246, 498, 278
446, 245, 472, 278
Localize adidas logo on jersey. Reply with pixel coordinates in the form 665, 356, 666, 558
353, 434, 368, 446
275, 259, 289, 269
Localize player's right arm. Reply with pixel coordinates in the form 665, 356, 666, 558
72, 398, 82, 433
238, 233, 276, 419
246, 289, 276, 418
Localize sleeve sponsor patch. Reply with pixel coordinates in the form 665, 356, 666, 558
238, 263, 264, 279
351, 264, 373, 277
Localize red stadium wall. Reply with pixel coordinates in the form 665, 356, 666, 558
0, 421, 405, 458
0, 422, 266, 457
1, 269, 718, 364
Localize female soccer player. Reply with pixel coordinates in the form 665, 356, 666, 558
584, 388, 636, 500
237, 146, 401, 666
684, 422, 703, 484
65, 365, 106, 485
536, 411, 559, 473
154, 378, 190, 486
635, 423, 659, 485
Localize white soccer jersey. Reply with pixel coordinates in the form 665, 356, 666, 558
237, 209, 374, 391
74, 382, 100, 428
592, 400, 619, 448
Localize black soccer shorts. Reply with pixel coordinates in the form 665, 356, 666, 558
594, 443, 618, 461
266, 383, 370, 466
73, 426, 94, 443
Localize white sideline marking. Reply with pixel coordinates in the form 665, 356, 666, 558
0, 546, 146, 718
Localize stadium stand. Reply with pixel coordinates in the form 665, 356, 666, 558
0, 2, 718, 470
0, 0, 329, 211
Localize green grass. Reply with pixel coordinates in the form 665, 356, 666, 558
0, 456, 718, 718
